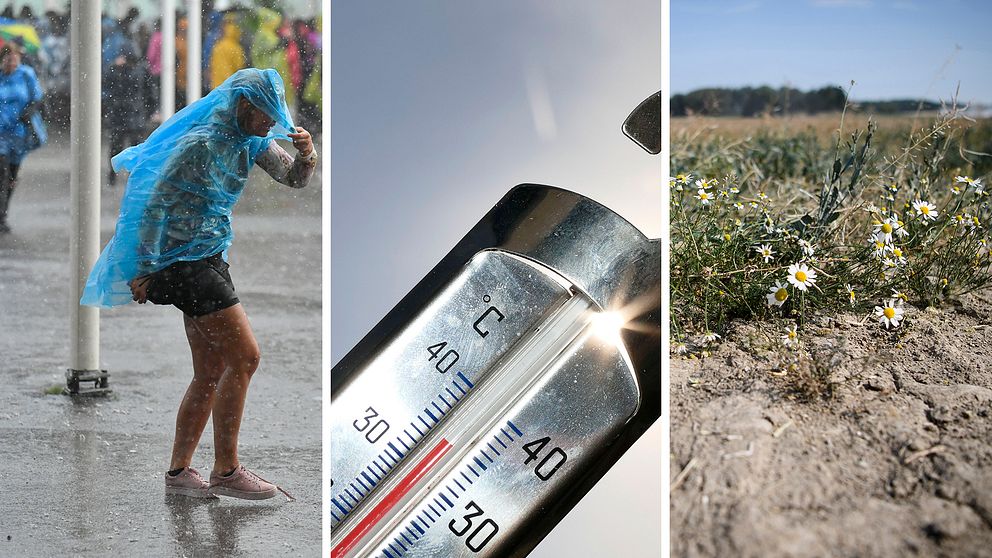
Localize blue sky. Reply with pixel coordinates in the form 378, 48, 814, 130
672, 0, 992, 105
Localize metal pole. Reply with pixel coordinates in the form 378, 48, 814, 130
67, 0, 108, 395
186, 0, 202, 103
161, 0, 176, 119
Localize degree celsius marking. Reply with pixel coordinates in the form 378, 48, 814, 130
331, 374, 476, 528
482, 295, 491, 303
378, 421, 524, 558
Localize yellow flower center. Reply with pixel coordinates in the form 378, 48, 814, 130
883, 307, 895, 319
788, 331, 797, 339
881, 223, 893, 234
795, 271, 807, 282
921, 206, 930, 215
700, 192, 708, 200
775, 288, 788, 302
893, 248, 903, 257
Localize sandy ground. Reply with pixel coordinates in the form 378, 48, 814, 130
0, 138, 322, 557
671, 291, 992, 558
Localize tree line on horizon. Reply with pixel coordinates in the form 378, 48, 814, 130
671, 86, 940, 117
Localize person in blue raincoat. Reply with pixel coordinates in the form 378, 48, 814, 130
82, 68, 317, 500
0, 41, 46, 233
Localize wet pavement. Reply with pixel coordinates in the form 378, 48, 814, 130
0, 135, 323, 557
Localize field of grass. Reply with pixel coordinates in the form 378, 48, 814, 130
670, 109, 992, 351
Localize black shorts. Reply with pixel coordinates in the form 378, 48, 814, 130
145, 253, 240, 317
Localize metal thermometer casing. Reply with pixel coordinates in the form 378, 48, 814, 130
331, 185, 661, 557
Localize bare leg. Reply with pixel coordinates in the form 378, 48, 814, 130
169, 314, 226, 470
183, 303, 261, 475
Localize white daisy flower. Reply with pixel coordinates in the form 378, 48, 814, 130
873, 299, 905, 329
845, 284, 856, 304
890, 246, 907, 265
733, 202, 744, 211
912, 200, 938, 222
786, 263, 817, 292
868, 235, 888, 259
672, 341, 689, 355
798, 239, 815, 258
702, 331, 721, 344
782, 324, 799, 346
894, 217, 909, 238
952, 213, 967, 228
729, 187, 740, 194
864, 203, 881, 214
766, 283, 789, 307
956, 175, 983, 193
695, 178, 715, 190
873, 217, 898, 243
891, 288, 908, 302
755, 244, 775, 263
696, 189, 712, 205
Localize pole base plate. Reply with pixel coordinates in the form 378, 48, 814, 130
65, 368, 111, 396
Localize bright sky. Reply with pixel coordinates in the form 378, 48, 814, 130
672, 0, 992, 105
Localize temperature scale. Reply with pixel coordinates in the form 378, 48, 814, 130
330, 183, 661, 557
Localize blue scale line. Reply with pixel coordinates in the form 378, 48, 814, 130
419, 415, 432, 430
382, 548, 395, 558
495, 436, 507, 449
353, 479, 368, 494
447, 485, 459, 499
332, 498, 348, 515
445, 387, 459, 401
413, 520, 425, 535
401, 532, 413, 546
340, 490, 356, 506
362, 471, 376, 486
330, 508, 341, 522
461, 471, 473, 484
507, 420, 523, 436
374, 460, 388, 476
433, 497, 445, 510
440, 493, 453, 507
452, 379, 467, 396
407, 526, 419, 540
456, 371, 474, 388
380, 451, 396, 468
500, 427, 513, 442
421, 511, 434, 524
395, 537, 407, 551
424, 408, 438, 423
467, 463, 478, 476
454, 478, 464, 491
389, 542, 403, 555
431, 401, 445, 416
438, 392, 452, 409
481, 449, 494, 462
398, 436, 411, 451
474, 456, 488, 471
411, 421, 424, 436
388, 441, 405, 459
405, 430, 417, 445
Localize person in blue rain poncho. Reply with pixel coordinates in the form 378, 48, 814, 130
0, 41, 47, 233
82, 68, 317, 500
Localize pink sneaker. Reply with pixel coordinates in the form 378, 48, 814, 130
208, 465, 293, 501
165, 467, 216, 499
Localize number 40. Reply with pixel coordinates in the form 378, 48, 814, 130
522, 436, 567, 481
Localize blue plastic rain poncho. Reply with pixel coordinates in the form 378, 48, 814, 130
0, 62, 46, 163
81, 68, 295, 308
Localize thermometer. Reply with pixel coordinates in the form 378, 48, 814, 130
331, 185, 660, 557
